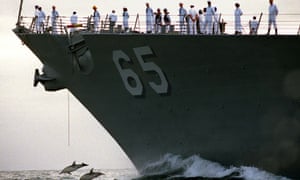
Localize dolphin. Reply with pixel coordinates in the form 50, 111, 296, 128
80, 168, 105, 180
60, 161, 88, 174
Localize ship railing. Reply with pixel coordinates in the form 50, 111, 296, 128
18, 15, 90, 34
17, 13, 300, 35
217, 13, 300, 35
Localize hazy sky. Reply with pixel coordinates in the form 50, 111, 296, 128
0, 34, 134, 170
0, 0, 299, 171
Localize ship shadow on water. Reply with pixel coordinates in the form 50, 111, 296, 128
133, 154, 291, 180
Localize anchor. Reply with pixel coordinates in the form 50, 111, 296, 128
68, 33, 94, 75
33, 66, 65, 91
33, 68, 55, 87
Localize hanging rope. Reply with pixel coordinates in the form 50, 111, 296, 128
68, 90, 71, 146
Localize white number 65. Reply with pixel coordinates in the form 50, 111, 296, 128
113, 46, 169, 96
112, 50, 143, 96
133, 46, 168, 94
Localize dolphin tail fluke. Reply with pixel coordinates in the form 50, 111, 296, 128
90, 168, 94, 173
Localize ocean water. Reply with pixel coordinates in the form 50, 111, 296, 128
0, 154, 292, 180
0, 169, 137, 180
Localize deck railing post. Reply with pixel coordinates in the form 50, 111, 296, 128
59, 18, 63, 34
255, 12, 263, 35
134, 13, 140, 32
17, 0, 24, 26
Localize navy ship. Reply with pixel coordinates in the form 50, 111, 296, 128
13, 0, 300, 178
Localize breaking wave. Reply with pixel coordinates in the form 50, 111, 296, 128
135, 154, 291, 180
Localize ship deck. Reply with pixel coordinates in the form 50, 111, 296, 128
17, 13, 300, 36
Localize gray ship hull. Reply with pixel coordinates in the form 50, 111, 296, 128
14, 29, 300, 178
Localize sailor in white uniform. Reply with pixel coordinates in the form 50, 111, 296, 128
145, 3, 154, 33
154, 8, 162, 34
92, 6, 100, 32
267, 0, 278, 35
188, 5, 198, 35
34, 5, 39, 33
204, 1, 215, 34
37, 7, 45, 33
213, 7, 220, 34
51, 6, 59, 34
249, 16, 258, 35
198, 9, 205, 34
163, 8, 171, 33
70, 11, 78, 33
109, 10, 118, 33
122, 7, 130, 32
234, 3, 243, 35
179, 3, 187, 34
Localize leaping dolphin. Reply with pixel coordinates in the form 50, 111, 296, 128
80, 168, 105, 180
60, 161, 88, 174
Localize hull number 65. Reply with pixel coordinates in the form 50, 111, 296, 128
113, 46, 168, 96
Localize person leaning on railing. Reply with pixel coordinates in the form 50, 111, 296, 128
249, 16, 258, 35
